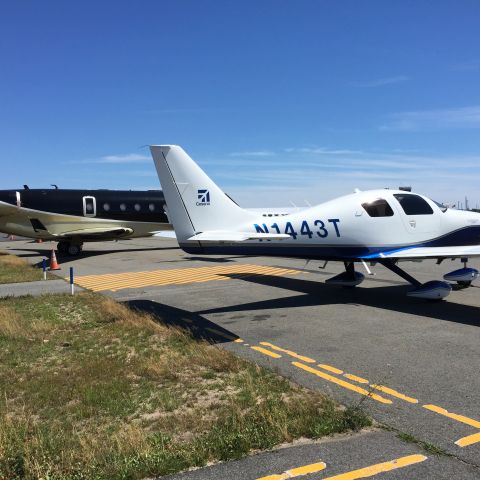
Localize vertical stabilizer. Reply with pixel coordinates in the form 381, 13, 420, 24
150, 145, 256, 242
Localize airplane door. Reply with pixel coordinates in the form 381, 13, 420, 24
82, 196, 96, 217
392, 194, 440, 234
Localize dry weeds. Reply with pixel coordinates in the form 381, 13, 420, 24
0, 292, 370, 479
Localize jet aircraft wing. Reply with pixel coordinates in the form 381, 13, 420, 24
50, 226, 134, 238
0, 201, 19, 217
361, 245, 480, 260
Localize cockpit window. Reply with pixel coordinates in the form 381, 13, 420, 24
393, 194, 433, 215
362, 198, 394, 217
432, 199, 448, 213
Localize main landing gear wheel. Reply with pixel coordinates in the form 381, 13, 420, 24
325, 262, 365, 288
57, 241, 83, 256
57, 241, 68, 254
380, 260, 451, 300
67, 244, 82, 256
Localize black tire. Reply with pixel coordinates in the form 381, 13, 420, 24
67, 244, 82, 256
57, 241, 68, 254
458, 280, 472, 287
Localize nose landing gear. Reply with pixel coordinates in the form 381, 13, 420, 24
443, 258, 479, 287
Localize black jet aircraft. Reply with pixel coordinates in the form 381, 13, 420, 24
0, 186, 170, 255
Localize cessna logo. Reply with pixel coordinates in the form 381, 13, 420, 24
196, 189, 210, 206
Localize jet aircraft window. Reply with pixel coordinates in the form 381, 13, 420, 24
103, 203, 110, 211
361, 199, 394, 217
134, 203, 141, 211
393, 194, 433, 215
148, 203, 155, 212
120, 203, 126, 211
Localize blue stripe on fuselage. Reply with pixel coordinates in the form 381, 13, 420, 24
180, 225, 480, 260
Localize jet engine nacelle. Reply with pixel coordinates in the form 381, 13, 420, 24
407, 280, 452, 300
443, 267, 479, 284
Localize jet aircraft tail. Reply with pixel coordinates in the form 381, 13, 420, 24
150, 145, 260, 243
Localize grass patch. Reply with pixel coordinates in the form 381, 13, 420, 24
397, 432, 449, 456
0, 293, 371, 479
0, 252, 54, 284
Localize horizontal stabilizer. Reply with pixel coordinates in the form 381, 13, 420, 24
153, 231, 177, 238
187, 231, 290, 243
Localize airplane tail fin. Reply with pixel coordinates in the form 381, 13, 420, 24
149, 145, 256, 243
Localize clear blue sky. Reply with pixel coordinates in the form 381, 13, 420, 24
1, 1, 479, 207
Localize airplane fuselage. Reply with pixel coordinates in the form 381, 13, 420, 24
179, 190, 480, 261
0, 188, 169, 241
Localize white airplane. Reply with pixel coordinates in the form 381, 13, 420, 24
150, 145, 480, 300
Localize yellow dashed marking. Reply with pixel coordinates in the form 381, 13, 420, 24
370, 384, 418, 404
257, 461, 326, 480
251, 346, 282, 359
455, 432, 480, 447
292, 362, 392, 404
344, 373, 369, 384
318, 364, 344, 375
260, 342, 316, 363
73, 264, 301, 292
322, 454, 427, 479
423, 405, 480, 429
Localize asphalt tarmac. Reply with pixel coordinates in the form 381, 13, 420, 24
1, 237, 479, 479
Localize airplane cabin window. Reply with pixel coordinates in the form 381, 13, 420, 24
134, 203, 141, 211
103, 203, 110, 211
148, 203, 155, 212
120, 203, 126, 211
361, 199, 394, 217
393, 194, 433, 215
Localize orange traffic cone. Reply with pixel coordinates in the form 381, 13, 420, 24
49, 249, 61, 270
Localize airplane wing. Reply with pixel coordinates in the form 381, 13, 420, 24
50, 227, 133, 239
361, 245, 480, 260
0, 201, 19, 217
188, 231, 290, 242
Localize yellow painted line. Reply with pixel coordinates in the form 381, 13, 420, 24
318, 364, 344, 375
323, 454, 427, 480
256, 461, 326, 480
260, 342, 316, 363
344, 373, 369, 384
423, 405, 480, 429
292, 362, 392, 404
370, 384, 418, 404
204, 327, 237, 341
455, 431, 480, 447
74, 264, 300, 291
251, 346, 282, 359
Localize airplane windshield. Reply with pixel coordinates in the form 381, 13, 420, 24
432, 199, 448, 213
